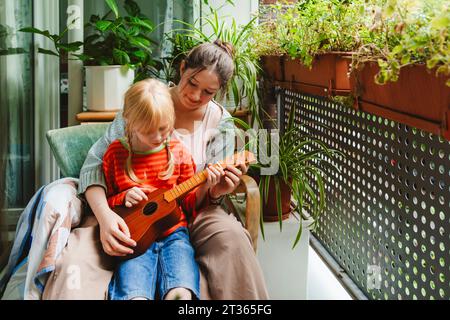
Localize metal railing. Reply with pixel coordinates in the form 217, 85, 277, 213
278, 88, 450, 300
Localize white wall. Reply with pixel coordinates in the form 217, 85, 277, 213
200, 0, 259, 35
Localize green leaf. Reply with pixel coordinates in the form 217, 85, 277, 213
72, 53, 91, 62
427, 57, 440, 70
113, 48, 131, 65
280, 161, 288, 182
377, 59, 388, 68
263, 175, 270, 205
287, 100, 296, 131
231, 116, 251, 131
105, 0, 119, 19
317, 173, 325, 213
275, 178, 283, 231
57, 41, 83, 53
304, 181, 319, 220
436, 65, 448, 76
400, 53, 411, 65
431, 16, 450, 30
126, 25, 139, 37
130, 17, 154, 31
132, 50, 147, 60
384, 4, 395, 17
292, 218, 303, 249
96, 20, 113, 32
392, 45, 403, 56
38, 48, 59, 57
231, 79, 240, 108
129, 36, 151, 50
19, 27, 52, 39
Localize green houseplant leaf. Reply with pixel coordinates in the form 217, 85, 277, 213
105, 0, 119, 19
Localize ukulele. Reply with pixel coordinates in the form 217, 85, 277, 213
114, 150, 256, 259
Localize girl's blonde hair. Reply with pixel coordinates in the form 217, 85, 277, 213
122, 78, 175, 182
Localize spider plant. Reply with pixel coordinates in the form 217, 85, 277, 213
233, 103, 342, 248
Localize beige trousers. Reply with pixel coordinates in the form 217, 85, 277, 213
42, 205, 268, 300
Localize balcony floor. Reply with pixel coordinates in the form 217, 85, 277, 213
307, 245, 353, 300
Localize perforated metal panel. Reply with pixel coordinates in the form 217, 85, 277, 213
278, 88, 450, 300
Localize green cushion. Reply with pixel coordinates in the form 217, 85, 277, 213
46, 123, 109, 178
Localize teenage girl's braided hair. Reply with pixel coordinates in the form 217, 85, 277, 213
122, 78, 175, 182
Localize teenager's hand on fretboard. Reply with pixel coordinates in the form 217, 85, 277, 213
210, 164, 246, 198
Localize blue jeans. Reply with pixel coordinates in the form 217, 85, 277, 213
108, 227, 200, 300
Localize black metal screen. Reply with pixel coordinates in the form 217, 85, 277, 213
279, 88, 450, 300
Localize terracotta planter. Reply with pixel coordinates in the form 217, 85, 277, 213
260, 55, 284, 82
282, 52, 352, 97
350, 62, 450, 138
253, 175, 292, 222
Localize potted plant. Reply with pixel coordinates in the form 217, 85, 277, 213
20, 0, 157, 112
350, 0, 450, 138
250, 0, 372, 98
234, 103, 342, 248
248, 18, 285, 82
253, 0, 450, 138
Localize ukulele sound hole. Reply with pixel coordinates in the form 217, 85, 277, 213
143, 202, 158, 216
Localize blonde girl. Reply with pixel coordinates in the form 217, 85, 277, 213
102, 78, 223, 300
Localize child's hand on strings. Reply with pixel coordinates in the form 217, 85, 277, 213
124, 186, 149, 208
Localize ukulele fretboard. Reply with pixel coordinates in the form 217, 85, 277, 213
162, 151, 255, 203
163, 170, 209, 202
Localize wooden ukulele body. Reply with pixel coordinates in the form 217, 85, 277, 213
114, 188, 182, 259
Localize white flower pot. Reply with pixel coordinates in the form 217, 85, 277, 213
85, 65, 134, 111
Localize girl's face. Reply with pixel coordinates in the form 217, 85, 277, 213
176, 63, 221, 110
133, 119, 172, 150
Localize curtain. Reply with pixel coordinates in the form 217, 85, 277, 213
0, 0, 34, 209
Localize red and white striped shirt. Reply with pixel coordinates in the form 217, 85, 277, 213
103, 138, 198, 236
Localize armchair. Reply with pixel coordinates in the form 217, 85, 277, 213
45, 124, 260, 252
